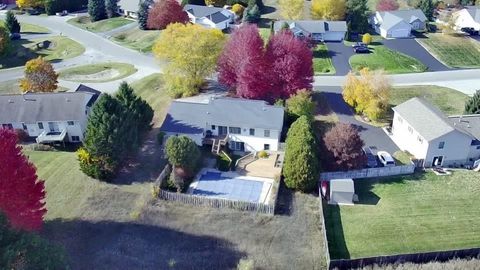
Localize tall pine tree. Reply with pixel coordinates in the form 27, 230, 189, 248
346, 0, 369, 35
105, 0, 119, 18
418, 0, 434, 21
465, 90, 480, 114
0, 129, 46, 231
5, 11, 20, 34
88, 0, 107, 21
138, 0, 153, 30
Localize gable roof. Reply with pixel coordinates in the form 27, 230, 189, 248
184, 4, 230, 23
378, 9, 427, 30
448, 114, 480, 141
274, 20, 347, 34
392, 97, 465, 141
0, 87, 100, 124
118, 0, 139, 12
161, 97, 284, 135
464, 6, 480, 23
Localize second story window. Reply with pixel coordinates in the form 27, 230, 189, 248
229, 127, 241, 134
38, 122, 44, 130
67, 121, 75, 126
264, 129, 270, 137
249, 128, 255, 136
438, 141, 445, 149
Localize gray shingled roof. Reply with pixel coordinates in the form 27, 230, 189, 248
0, 87, 99, 124
184, 4, 228, 20
160, 97, 284, 135
448, 114, 480, 141
378, 9, 427, 30
274, 20, 347, 34
465, 6, 480, 23
392, 97, 458, 141
118, 0, 139, 12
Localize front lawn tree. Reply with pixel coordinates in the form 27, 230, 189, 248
279, 0, 304, 20
105, 0, 119, 18
376, 0, 399, 11
20, 57, 58, 93
165, 136, 201, 176
0, 129, 46, 231
153, 23, 226, 97
16, 0, 44, 9
346, 0, 370, 34
5, 11, 21, 34
465, 90, 480, 114
311, 0, 346, 20
146, 0, 189, 30
243, 4, 261, 23
286, 89, 316, 121
88, 0, 107, 21
323, 123, 366, 170
283, 116, 319, 192
138, 0, 153, 30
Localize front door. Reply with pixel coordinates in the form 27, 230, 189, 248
218, 126, 228, 136
432, 156, 443, 167
48, 122, 60, 132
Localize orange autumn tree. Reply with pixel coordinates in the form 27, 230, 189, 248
20, 57, 58, 93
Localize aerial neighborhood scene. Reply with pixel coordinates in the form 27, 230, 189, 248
1, 0, 480, 268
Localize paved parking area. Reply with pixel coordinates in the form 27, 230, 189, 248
325, 41, 354, 76
382, 38, 450, 72
317, 86, 399, 154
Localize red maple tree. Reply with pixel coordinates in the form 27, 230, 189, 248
147, 0, 190, 30
376, 0, 399, 11
0, 129, 46, 231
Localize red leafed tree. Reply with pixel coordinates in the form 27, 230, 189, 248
265, 31, 314, 100
322, 123, 367, 171
0, 129, 46, 231
376, 0, 399, 11
146, 0, 189, 30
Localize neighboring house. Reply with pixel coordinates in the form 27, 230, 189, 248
184, 4, 235, 30
274, 20, 347, 42
390, 97, 480, 167
0, 85, 100, 144
160, 97, 284, 152
454, 6, 480, 31
370, 9, 427, 38
118, 0, 139, 18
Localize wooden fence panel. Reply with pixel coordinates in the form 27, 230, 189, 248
320, 164, 415, 180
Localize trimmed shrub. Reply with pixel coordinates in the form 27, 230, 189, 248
258, 150, 268, 158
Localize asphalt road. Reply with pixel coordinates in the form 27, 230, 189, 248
325, 41, 354, 76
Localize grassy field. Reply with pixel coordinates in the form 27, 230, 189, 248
0, 36, 85, 69
0, 79, 68, 95
313, 44, 335, 74
0, 22, 50, 34
112, 28, 161, 53
417, 34, 480, 68
325, 171, 480, 259
350, 43, 427, 74
68, 16, 133, 33
59, 62, 137, 83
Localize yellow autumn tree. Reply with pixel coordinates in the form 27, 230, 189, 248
311, 0, 346, 20
362, 33, 372, 44
279, 0, 304, 20
20, 57, 58, 93
342, 69, 390, 121
153, 23, 226, 98
16, 0, 44, 9
232, 4, 245, 17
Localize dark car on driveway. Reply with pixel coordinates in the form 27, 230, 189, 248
363, 147, 378, 168
353, 46, 369, 53
461, 27, 479, 36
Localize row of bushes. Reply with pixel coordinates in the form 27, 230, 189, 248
44, 0, 88, 15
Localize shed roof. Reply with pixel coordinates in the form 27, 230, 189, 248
184, 4, 229, 21
330, 178, 354, 193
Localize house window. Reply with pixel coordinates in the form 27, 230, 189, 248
264, 144, 270, 150
229, 127, 241, 134
2, 123, 13, 129
408, 126, 413, 134
264, 129, 270, 137
417, 136, 423, 144
211, 125, 216, 130
249, 128, 255, 136
38, 122, 44, 129
438, 141, 445, 149
67, 121, 75, 126
71, 136, 80, 142
22, 123, 27, 130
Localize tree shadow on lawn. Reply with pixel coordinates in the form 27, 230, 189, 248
323, 201, 351, 259
43, 219, 245, 270
275, 179, 294, 216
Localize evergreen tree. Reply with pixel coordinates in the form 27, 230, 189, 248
465, 90, 480, 114
418, 0, 434, 21
5, 11, 21, 34
243, 4, 261, 23
138, 0, 153, 30
105, 0, 119, 18
165, 136, 201, 176
282, 116, 319, 192
346, 0, 369, 34
88, 0, 107, 22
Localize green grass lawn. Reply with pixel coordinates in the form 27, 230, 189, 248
258, 27, 271, 43
350, 43, 427, 74
59, 62, 137, 83
417, 34, 480, 68
324, 171, 480, 259
67, 16, 134, 33
112, 27, 161, 53
20, 22, 50, 34
0, 36, 85, 69
313, 44, 335, 74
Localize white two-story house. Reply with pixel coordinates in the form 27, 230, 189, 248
160, 97, 284, 152
390, 97, 480, 167
370, 9, 427, 38
0, 85, 100, 144
184, 4, 235, 30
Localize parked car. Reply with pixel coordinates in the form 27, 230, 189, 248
461, 27, 479, 36
26, 9, 40, 15
353, 46, 369, 53
10, 33, 21, 40
56, 10, 68, 16
377, 151, 395, 167
352, 42, 367, 48
363, 147, 378, 168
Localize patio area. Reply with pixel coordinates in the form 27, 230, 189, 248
242, 152, 283, 179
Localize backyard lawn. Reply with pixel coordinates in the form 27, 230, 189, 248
59, 62, 137, 83
417, 34, 480, 68
0, 79, 68, 94
68, 16, 133, 33
350, 43, 427, 74
112, 28, 161, 53
324, 171, 480, 259
0, 22, 50, 34
313, 44, 335, 74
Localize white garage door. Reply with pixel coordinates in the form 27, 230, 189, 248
389, 29, 410, 38
323, 32, 346, 42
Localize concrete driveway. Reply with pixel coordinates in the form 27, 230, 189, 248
382, 38, 450, 72
317, 86, 399, 154
325, 41, 354, 76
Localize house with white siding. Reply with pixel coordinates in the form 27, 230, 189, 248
370, 9, 427, 38
118, 0, 139, 18
160, 97, 284, 153
184, 4, 235, 30
273, 20, 347, 42
389, 97, 480, 167
0, 85, 100, 144
454, 6, 480, 31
